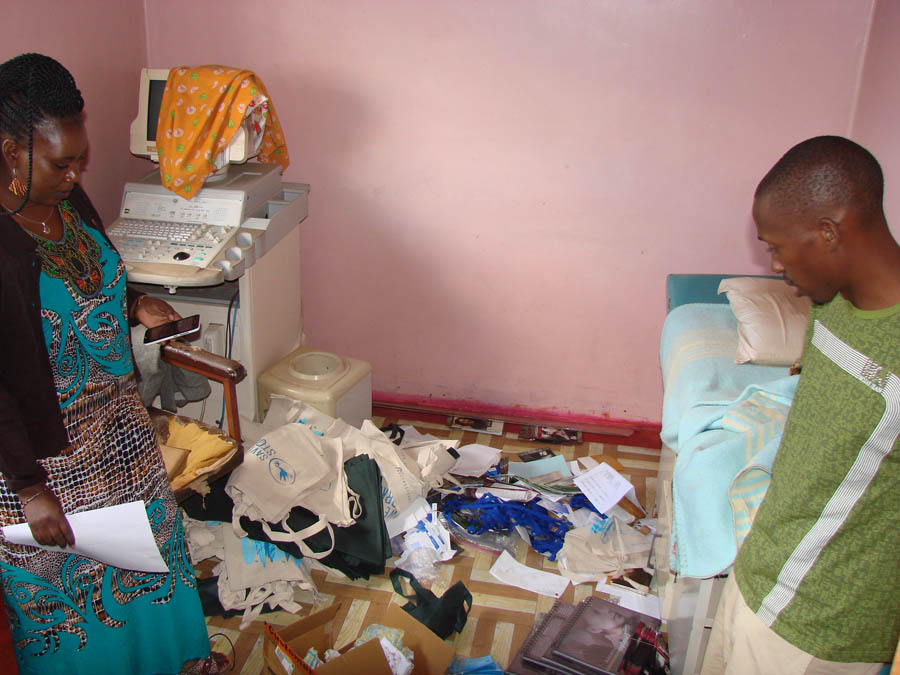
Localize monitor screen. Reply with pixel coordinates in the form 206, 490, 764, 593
146, 78, 167, 143
129, 68, 171, 161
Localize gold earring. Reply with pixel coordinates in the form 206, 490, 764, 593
8, 169, 25, 198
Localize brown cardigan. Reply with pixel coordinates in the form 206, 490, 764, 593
0, 185, 142, 491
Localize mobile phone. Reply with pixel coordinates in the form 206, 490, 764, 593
142, 315, 201, 345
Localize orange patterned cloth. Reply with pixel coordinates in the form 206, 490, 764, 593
155, 65, 289, 199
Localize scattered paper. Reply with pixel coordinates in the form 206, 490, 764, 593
474, 486, 539, 502
489, 550, 570, 598
565, 507, 605, 529
515, 448, 556, 462
573, 462, 640, 514
398, 425, 440, 447
522, 471, 570, 487
448, 416, 504, 436
397, 510, 454, 566
385, 496, 432, 539
2, 501, 168, 573
606, 503, 641, 524
538, 492, 567, 502
596, 579, 662, 619
507, 455, 572, 480
578, 455, 601, 471
379, 637, 413, 675
383, 499, 454, 564
538, 498, 570, 515
451, 444, 502, 477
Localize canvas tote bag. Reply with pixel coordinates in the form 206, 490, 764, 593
226, 421, 359, 559
263, 398, 448, 519
329, 419, 428, 520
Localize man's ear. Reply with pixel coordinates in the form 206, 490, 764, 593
818, 217, 841, 251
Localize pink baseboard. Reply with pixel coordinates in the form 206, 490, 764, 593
372, 391, 662, 449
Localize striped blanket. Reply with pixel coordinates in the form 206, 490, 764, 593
660, 304, 796, 578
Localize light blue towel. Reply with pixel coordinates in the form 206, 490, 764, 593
670, 377, 797, 578
659, 304, 795, 578
661, 304, 787, 448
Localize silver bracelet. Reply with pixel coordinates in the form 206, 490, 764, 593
20, 486, 48, 507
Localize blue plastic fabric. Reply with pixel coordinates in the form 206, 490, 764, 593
446, 654, 504, 674
441, 494, 570, 560
568, 493, 607, 517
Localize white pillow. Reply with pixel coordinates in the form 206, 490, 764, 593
718, 277, 811, 366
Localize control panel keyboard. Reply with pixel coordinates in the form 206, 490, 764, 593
108, 218, 236, 268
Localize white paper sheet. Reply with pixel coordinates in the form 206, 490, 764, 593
489, 550, 570, 598
572, 462, 640, 514
596, 579, 662, 619
2, 501, 169, 573
451, 443, 502, 477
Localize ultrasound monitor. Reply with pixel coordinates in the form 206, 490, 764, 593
129, 67, 253, 170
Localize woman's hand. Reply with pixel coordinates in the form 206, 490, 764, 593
17, 483, 75, 548
134, 295, 181, 329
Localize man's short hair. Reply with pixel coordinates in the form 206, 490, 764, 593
755, 136, 884, 222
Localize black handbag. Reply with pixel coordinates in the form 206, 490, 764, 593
389, 568, 472, 639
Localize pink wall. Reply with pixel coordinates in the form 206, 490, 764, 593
4, 1, 151, 222
853, 0, 900, 230
141, 0, 875, 423
10, 2, 881, 424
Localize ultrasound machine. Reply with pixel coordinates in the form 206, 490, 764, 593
114, 67, 309, 425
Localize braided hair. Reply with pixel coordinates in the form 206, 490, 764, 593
0, 53, 84, 215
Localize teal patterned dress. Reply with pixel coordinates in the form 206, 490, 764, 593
0, 201, 210, 674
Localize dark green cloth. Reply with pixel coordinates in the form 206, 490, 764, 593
390, 568, 471, 639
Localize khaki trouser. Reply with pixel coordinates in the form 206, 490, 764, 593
701, 574, 883, 675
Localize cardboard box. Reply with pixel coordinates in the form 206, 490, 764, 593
264, 602, 456, 675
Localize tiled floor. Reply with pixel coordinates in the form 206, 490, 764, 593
200, 412, 662, 674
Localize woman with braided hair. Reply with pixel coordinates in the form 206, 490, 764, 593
0, 53, 223, 674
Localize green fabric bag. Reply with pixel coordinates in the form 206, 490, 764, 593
390, 568, 472, 639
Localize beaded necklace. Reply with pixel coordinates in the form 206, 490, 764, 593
28, 200, 103, 299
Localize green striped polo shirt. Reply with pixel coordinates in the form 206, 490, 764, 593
734, 293, 900, 663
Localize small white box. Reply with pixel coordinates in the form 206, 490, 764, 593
257, 348, 372, 428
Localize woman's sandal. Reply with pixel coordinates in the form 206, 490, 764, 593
181, 633, 234, 674
180, 651, 232, 675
